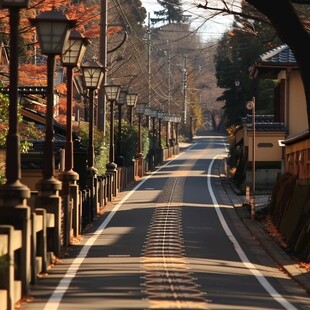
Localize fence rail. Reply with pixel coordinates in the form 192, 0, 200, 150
0, 144, 181, 309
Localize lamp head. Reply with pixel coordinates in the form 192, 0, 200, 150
104, 83, 122, 102
126, 92, 139, 108
81, 60, 105, 89
0, 0, 29, 8
61, 30, 90, 67
30, 9, 76, 55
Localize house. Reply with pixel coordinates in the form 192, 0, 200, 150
232, 44, 308, 192
249, 44, 308, 182
249, 45, 310, 261
244, 115, 286, 191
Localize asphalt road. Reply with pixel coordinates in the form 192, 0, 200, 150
21, 134, 310, 310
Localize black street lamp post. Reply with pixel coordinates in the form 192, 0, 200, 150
104, 84, 121, 171
150, 109, 157, 169
30, 10, 76, 190
170, 115, 175, 154
30, 9, 76, 258
163, 114, 170, 155
0, 0, 31, 304
81, 60, 105, 222
136, 102, 146, 178
157, 110, 164, 164
175, 115, 181, 145
115, 88, 127, 166
104, 83, 121, 197
126, 92, 138, 125
144, 107, 152, 127
0, 0, 31, 205
61, 30, 89, 176
144, 107, 152, 170
60, 30, 89, 245
189, 115, 193, 141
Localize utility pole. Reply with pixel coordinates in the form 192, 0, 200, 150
182, 56, 187, 124
148, 13, 151, 108
167, 41, 171, 115
146, 12, 151, 128
98, 0, 108, 134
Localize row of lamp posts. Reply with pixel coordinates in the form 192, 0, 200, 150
0, 3, 123, 255
0, 0, 33, 301
101, 92, 183, 179
0, 2, 182, 304
0, 0, 183, 259
132, 101, 182, 174
60, 31, 90, 244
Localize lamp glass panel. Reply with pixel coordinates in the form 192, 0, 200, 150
136, 103, 146, 114
36, 20, 70, 54
126, 93, 138, 107
151, 110, 158, 118
157, 111, 164, 119
83, 67, 104, 88
144, 107, 152, 116
105, 85, 121, 102
117, 89, 127, 106
96, 71, 104, 89
62, 37, 84, 66
163, 115, 170, 122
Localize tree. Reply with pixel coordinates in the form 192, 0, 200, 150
197, 0, 310, 131
246, 0, 310, 130
152, 0, 184, 24
214, 6, 282, 127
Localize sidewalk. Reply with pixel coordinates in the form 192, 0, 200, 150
220, 173, 310, 295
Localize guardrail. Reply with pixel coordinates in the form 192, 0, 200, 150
0, 144, 179, 309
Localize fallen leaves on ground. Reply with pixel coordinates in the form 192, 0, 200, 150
263, 215, 310, 271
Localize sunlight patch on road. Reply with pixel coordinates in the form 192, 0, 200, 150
187, 257, 289, 279
148, 299, 209, 309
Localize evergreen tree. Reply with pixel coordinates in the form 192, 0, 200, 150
214, 4, 282, 127
152, 0, 184, 24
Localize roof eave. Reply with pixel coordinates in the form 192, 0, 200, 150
249, 64, 299, 79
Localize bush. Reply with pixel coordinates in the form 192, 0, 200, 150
78, 122, 108, 175
115, 120, 150, 166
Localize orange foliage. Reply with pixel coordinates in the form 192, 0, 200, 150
58, 97, 67, 115
56, 83, 67, 96
263, 215, 288, 248
0, 0, 124, 120
36, 104, 46, 114
299, 262, 310, 272
66, 3, 100, 36
19, 64, 47, 86
108, 26, 123, 36
264, 215, 310, 271
55, 114, 66, 126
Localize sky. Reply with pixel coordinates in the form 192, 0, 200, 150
140, 0, 235, 41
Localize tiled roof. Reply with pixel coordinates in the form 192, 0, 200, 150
245, 115, 286, 132
246, 115, 274, 123
259, 44, 297, 65
249, 44, 298, 78
248, 122, 286, 132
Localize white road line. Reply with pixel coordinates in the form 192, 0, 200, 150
207, 154, 297, 310
43, 144, 195, 309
